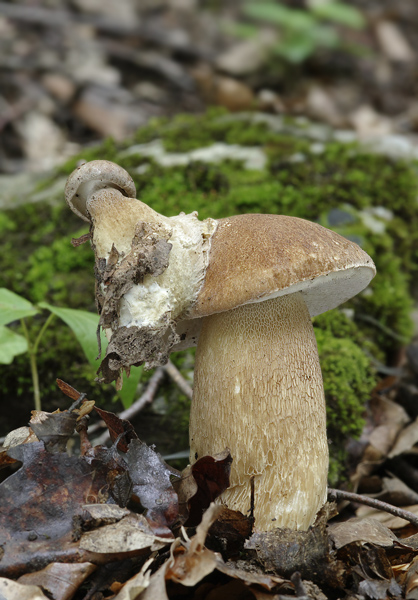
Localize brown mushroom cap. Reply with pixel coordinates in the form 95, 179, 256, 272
189, 213, 375, 319
65, 160, 137, 222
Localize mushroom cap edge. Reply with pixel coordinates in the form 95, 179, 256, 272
188, 213, 376, 320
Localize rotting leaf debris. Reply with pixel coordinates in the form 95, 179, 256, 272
3, 384, 418, 598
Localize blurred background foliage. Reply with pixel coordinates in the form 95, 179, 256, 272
229, 1, 366, 64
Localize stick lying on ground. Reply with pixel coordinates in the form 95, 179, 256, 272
328, 487, 418, 528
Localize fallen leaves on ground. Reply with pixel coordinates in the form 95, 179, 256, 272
0, 384, 244, 598
5, 377, 418, 598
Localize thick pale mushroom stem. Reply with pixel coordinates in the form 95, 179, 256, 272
189, 292, 328, 531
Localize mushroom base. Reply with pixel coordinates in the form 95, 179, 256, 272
190, 292, 329, 531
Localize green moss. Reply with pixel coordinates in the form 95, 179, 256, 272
0, 212, 16, 234
313, 310, 378, 483
26, 229, 93, 306
1, 110, 418, 483
315, 327, 377, 483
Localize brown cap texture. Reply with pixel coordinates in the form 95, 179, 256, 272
189, 214, 375, 319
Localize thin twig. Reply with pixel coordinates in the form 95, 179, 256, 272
91, 367, 165, 446
119, 367, 166, 421
328, 487, 418, 528
164, 360, 193, 400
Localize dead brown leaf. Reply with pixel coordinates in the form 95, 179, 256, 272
0, 440, 125, 577
125, 438, 179, 537
0, 578, 49, 600
328, 517, 397, 549
29, 410, 78, 453
17, 562, 96, 600
207, 506, 252, 556
113, 556, 153, 600
389, 417, 418, 458
94, 405, 138, 452
79, 513, 170, 554
175, 449, 232, 526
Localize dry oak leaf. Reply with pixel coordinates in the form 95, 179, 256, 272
0, 441, 118, 578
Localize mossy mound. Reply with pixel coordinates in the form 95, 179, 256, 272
1, 109, 417, 479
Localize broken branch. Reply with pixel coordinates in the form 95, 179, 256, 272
328, 487, 418, 528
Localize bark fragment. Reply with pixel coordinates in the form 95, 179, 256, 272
94, 222, 177, 383
96, 222, 173, 331
97, 319, 179, 384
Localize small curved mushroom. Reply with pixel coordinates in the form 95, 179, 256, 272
65, 160, 217, 382
65, 160, 376, 531
65, 160, 137, 222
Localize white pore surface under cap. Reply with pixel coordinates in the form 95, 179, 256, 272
246, 263, 375, 318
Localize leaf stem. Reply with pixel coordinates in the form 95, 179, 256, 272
20, 313, 55, 411
33, 312, 55, 354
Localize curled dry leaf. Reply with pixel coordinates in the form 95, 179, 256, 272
140, 503, 287, 600
372, 475, 418, 507
79, 513, 170, 553
125, 439, 179, 537
405, 556, 418, 598
81, 503, 131, 525
175, 449, 232, 526
0, 426, 38, 469
77, 400, 96, 420
29, 410, 78, 453
327, 515, 418, 599
91, 409, 181, 534
94, 405, 138, 452
351, 394, 410, 488
139, 504, 222, 599
358, 577, 402, 600
56, 378, 83, 401
92, 409, 232, 533
17, 562, 96, 600
112, 556, 154, 600
388, 417, 418, 458
215, 561, 285, 591
0, 578, 49, 600
2, 426, 38, 448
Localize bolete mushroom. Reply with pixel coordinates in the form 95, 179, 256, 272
66, 160, 376, 531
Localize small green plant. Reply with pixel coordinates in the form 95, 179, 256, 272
230, 1, 366, 63
0, 288, 142, 411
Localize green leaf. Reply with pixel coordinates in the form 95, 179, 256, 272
40, 302, 143, 406
0, 288, 39, 326
311, 24, 340, 48
310, 1, 365, 29
243, 2, 316, 30
275, 33, 317, 63
221, 20, 260, 40
118, 366, 144, 409
39, 303, 106, 366
0, 326, 28, 364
